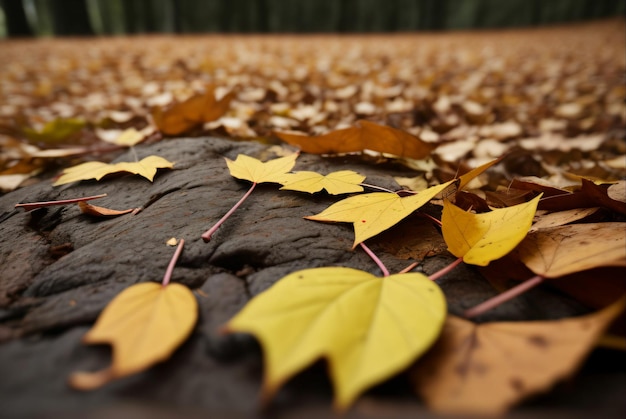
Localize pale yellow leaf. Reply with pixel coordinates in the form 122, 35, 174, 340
278, 170, 365, 194
53, 156, 174, 186
442, 194, 541, 266
306, 180, 455, 248
517, 223, 626, 277
225, 153, 298, 184
114, 128, 145, 147
225, 267, 446, 409
69, 282, 197, 390
413, 299, 625, 416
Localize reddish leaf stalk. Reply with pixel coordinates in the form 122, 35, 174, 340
15, 193, 108, 211
398, 261, 419, 274
464, 274, 545, 318
419, 212, 443, 227
359, 242, 390, 277
162, 239, 185, 287
428, 257, 464, 281
202, 182, 257, 242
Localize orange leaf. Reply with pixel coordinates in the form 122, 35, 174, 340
77, 201, 136, 217
275, 120, 435, 160
152, 86, 233, 136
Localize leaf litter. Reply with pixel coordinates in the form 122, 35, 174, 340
0, 19, 624, 418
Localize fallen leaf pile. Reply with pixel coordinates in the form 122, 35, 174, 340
2, 18, 625, 419
1, 20, 624, 191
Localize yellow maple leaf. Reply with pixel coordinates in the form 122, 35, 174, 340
517, 222, 626, 278
306, 180, 455, 248
412, 298, 625, 416
278, 170, 365, 194
224, 267, 446, 410
69, 282, 197, 390
441, 194, 541, 266
53, 156, 174, 186
226, 153, 298, 184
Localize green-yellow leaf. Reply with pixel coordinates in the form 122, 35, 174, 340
53, 156, 174, 186
69, 282, 198, 390
24, 118, 85, 143
306, 180, 455, 248
412, 298, 625, 416
224, 267, 446, 410
278, 170, 365, 194
226, 153, 298, 184
441, 194, 541, 266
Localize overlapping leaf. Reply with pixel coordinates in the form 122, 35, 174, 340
224, 267, 446, 409
53, 156, 174, 186
279, 170, 365, 194
442, 194, 541, 266
69, 281, 198, 390
412, 299, 625, 416
517, 223, 626, 278
275, 120, 436, 160
306, 180, 455, 248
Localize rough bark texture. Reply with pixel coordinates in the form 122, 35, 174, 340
0, 137, 622, 418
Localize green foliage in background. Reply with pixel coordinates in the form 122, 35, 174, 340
1, 0, 624, 37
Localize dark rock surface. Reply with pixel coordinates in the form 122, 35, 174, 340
0, 137, 623, 418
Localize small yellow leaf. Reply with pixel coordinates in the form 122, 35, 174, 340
224, 267, 446, 409
442, 194, 541, 266
306, 180, 454, 248
517, 223, 626, 278
412, 299, 625, 416
225, 153, 298, 184
278, 170, 365, 194
69, 282, 197, 390
113, 128, 145, 147
53, 156, 174, 186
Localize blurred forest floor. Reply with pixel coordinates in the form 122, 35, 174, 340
0, 18, 624, 192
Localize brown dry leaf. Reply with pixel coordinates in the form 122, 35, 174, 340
152, 86, 234, 135
412, 299, 626, 416
529, 207, 600, 232
607, 180, 626, 204
77, 201, 136, 217
537, 179, 626, 214
517, 223, 626, 278
275, 120, 436, 160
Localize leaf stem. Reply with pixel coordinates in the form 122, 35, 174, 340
15, 193, 108, 211
428, 257, 463, 281
398, 261, 419, 274
359, 242, 390, 277
359, 183, 396, 193
162, 238, 185, 287
202, 182, 257, 242
419, 212, 443, 227
464, 274, 545, 318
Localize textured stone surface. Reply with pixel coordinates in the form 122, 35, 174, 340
0, 137, 623, 418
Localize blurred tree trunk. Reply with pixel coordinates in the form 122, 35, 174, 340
3, 0, 625, 37
1, 0, 33, 36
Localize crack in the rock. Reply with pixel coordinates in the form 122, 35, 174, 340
141, 187, 183, 211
